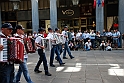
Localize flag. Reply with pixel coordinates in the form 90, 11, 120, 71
93, 0, 96, 8
97, 0, 101, 7
102, 0, 104, 7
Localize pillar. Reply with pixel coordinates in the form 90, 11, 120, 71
119, 0, 124, 34
50, 0, 57, 31
31, 0, 39, 33
96, 4, 104, 33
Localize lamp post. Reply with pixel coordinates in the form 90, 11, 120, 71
72, 0, 79, 5
9, 0, 20, 10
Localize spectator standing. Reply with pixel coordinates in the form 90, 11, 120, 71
90, 30, 96, 49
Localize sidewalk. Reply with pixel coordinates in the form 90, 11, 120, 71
17, 50, 124, 83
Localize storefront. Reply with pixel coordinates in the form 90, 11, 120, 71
0, 0, 121, 33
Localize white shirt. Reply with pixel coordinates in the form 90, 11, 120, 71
83, 33, 90, 39
62, 30, 68, 42
47, 32, 56, 45
76, 32, 82, 40
90, 33, 96, 39
100, 43, 106, 46
106, 32, 112, 37
85, 42, 91, 49
35, 34, 43, 49
71, 32, 75, 38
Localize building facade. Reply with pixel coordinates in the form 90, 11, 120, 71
0, 0, 123, 34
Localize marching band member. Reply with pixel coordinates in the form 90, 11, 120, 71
47, 28, 65, 67
62, 26, 74, 59
34, 28, 51, 76
0, 23, 14, 83
14, 25, 33, 83
54, 28, 65, 65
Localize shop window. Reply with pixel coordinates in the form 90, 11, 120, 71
23, 1, 28, 10
8, 2, 13, 11
5, 2, 9, 11
27, 1, 31, 10
19, 1, 24, 10
74, 19, 79, 26
81, 19, 86, 25
1, 2, 5, 11
27, 22, 32, 29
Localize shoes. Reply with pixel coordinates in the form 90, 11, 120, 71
50, 64, 55, 67
55, 57, 59, 61
45, 72, 52, 76
70, 56, 74, 59
63, 57, 68, 59
34, 70, 42, 73
60, 63, 65, 66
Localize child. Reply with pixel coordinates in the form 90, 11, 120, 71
106, 42, 112, 51
100, 41, 106, 51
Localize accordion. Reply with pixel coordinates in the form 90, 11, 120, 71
25, 38, 36, 53
42, 38, 51, 52
0, 37, 24, 63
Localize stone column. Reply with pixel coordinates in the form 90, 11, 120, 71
31, 0, 39, 33
96, 4, 104, 33
119, 0, 124, 34
50, 0, 57, 31
0, 3, 2, 27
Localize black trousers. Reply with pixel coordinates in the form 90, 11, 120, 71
34, 49, 48, 73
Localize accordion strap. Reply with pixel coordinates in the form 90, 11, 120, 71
0, 35, 7, 38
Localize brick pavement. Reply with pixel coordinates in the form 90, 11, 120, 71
15, 50, 124, 83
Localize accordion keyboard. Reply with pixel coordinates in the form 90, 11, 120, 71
0, 38, 8, 62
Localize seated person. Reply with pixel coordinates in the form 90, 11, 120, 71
100, 41, 106, 51
69, 41, 75, 51
106, 42, 112, 51
84, 39, 92, 51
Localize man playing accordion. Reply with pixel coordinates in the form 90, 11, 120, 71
34, 28, 51, 76
47, 28, 65, 67
0, 23, 14, 83
14, 25, 33, 83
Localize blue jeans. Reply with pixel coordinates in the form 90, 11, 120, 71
84, 45, 90, 51
15, 58, 33, 83
50, 45, 63, 65
63, 42, 73, 58
91, 39, 95, 48
57, 44, 63, 55
34, 49, 48, 73
0, 63, 14, 83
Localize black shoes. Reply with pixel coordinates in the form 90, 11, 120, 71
45, 72, 52, 76
63, 57, 68, 59
70, 56, 74, 59
50, 64, 55, 67
34, 70, 42, 73
55, 57, 59, 61
60, 63, 65, 66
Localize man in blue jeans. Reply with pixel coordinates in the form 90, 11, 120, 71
62, 26, 74, 59
14, 25, 33, 83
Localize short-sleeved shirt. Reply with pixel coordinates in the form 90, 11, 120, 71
35, 34, 43, 49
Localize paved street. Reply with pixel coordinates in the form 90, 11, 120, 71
16, 50, 124, 83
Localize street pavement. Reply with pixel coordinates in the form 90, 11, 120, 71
15, 50, 124, 83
